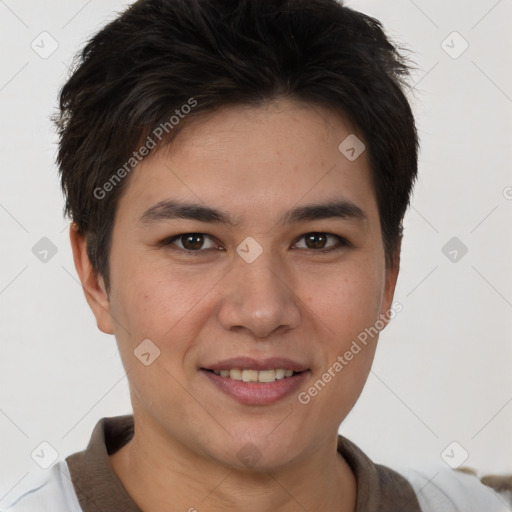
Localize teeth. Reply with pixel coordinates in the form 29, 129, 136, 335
275, 369, 285, 380
242, 369, 258, 382
210, 368, 299, 382
229, 369, 242, 380
257, 370, 276, 383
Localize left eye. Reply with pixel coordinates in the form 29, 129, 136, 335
293, 232, 345, 251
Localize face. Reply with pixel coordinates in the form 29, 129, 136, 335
86, 99, 399, 470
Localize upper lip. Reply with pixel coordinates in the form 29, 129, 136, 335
203, 357, 309, 372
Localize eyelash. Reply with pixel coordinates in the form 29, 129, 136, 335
160, 232, 351, 255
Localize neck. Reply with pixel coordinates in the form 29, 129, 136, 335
109, 419, 356, 512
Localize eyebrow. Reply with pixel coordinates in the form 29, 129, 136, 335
139, 198, 368, 226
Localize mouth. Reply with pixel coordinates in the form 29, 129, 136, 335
200, 357, 310, 405
203, 368, 302, 382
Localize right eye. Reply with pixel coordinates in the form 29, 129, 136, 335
162, 233, 220, 252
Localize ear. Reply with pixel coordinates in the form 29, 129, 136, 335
379, 237, 402, 327
69, 223, 115, 335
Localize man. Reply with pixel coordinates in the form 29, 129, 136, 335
4, 0, 508, 510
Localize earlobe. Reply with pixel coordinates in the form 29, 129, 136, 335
69, 223, 115, 335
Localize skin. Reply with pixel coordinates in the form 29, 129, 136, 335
71, 98, 400, 512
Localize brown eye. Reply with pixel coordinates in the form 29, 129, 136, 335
181, 234, 204, 250
294, 232, 348, 252
166, 233, 217, 251
304, 233, 328, 249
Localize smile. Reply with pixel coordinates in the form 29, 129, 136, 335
201, 367, 309, 405
205, 368, 299, 383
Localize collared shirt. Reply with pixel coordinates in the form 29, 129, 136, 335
3, 415, 509, 511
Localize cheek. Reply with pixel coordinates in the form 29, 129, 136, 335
107, 266, 209, 400
108, 258, 221, 358
303, 260, 385, 344
112, 259, 180, 323
301, 268, 383, 422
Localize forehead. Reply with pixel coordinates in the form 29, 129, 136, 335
118, 99, 377, 224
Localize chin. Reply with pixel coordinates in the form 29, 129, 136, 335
207, 432, 302, 472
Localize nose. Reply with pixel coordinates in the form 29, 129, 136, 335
217, 249, 302, 339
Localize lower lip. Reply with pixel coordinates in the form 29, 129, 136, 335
201, 370, 310, 405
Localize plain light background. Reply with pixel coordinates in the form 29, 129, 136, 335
1, 0, 511, 505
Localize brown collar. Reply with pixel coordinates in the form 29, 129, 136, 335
66, 415, 421, 512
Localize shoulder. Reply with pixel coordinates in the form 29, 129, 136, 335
1, 461, 82, 512
396, 465, 511, 512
